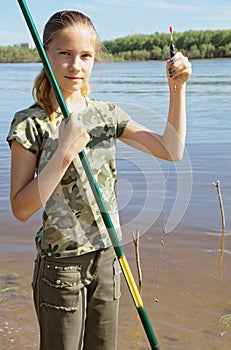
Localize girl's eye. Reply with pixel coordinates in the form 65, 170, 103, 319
59, 51, 70, 56
82, 53, 93, 59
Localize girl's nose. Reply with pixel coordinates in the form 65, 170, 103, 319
70, 55, 81, 71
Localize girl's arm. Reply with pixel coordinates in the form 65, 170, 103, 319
10, 117, 89, 221
120, 52, 192, 161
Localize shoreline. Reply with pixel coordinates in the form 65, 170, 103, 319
1, 57, 231, 64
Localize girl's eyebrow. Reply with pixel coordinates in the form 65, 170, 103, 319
56, 48, 95, 53
56, 48, 71, 51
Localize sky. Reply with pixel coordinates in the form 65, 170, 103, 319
0, 0, 231, 46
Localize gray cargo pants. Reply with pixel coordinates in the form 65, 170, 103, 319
32, 247, 121, 350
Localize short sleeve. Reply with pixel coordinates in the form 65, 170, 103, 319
114, 104, 131, 138
6, 108, 41, 156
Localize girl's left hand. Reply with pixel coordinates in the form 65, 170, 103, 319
166, 52, 192, 86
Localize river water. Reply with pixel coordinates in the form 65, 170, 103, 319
0, 60, 231, 349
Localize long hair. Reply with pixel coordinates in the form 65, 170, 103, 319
32, 11, 102, 118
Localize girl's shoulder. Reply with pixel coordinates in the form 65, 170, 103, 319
86, 98, 131, 137
13, 103, 50, 123
87, 98, 126, 117
88, 97, 116, 109
7, 104, 55, 153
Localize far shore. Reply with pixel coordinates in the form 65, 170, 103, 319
1, 57, 231, 64
1, 28, 231, 64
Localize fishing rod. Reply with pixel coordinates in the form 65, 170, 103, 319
16, 0, 160, 348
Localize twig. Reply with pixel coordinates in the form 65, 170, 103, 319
132, 230, 142, 294
212, 180, 225, 278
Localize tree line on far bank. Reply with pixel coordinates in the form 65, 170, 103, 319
0, 45, 39, 63
103, 29, 231, 61
0, 29, 231, 63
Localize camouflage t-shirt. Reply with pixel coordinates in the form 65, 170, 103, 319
7, 99, 130, 258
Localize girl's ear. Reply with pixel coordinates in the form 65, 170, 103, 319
81, 82, 91, 97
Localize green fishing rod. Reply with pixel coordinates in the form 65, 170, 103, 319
17, 0, 160, 348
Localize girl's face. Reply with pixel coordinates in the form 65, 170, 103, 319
46, 26, 95, 99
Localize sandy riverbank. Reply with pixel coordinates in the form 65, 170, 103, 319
0, 228, 230, 349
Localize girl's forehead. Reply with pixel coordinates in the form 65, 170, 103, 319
57, 26, 95, 41
51, 26, 96, 49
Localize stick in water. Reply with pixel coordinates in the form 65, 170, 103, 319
212, 180, 226, 278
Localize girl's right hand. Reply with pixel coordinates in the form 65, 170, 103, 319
57, 114, 90, 162
10, 114, 89, 221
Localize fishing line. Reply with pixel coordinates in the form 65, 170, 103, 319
154, 26, 176, 303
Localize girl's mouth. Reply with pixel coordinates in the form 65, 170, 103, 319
65, 76, 82, 81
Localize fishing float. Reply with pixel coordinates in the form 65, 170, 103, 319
170, 26, 176, 58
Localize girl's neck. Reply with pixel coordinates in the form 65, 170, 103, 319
66, 93, 88, 114
50, 90, 88, 114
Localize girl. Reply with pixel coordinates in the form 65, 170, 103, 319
7, 10, 191, 350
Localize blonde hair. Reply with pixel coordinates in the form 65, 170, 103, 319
32, 10, 102, 118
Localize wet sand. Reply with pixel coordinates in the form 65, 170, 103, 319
0, 228, 230, 349
1, 143, 231, 349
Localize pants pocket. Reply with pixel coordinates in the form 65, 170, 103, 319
40, 260, 82, 312
113, 258, 121, 300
